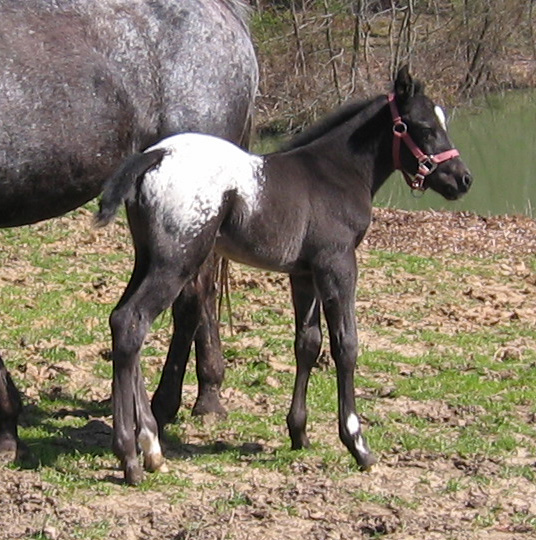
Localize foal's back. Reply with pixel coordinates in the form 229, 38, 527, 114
139, 134, 264, 238
125, 133, 312, 273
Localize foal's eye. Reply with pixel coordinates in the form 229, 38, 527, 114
420, 127, 434, 141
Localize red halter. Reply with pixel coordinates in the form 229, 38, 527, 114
388, 93, 460, 191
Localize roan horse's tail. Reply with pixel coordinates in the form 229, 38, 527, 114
94, 149, 166, 227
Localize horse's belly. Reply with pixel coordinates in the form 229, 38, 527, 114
215, 231, 304, 274
0, 167, 106, 227
0, 134, 125, 227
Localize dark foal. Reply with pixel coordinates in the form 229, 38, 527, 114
0, 0, 257, 461
96, 67, 472, 484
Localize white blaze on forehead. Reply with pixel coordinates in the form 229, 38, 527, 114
434, 105, 447, 131
346, 413, 360, 435
141, 133, 264, 237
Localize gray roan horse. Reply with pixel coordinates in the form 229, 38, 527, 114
0, 0, 257, 463
96, 67, 472, 484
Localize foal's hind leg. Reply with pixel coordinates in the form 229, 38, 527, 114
110, 265, 187, 484
192, 254, 226, 417
151, 285, 201, 431
151, 254, 226, 430
287, 274, 322, 450
133, 361, 167, 473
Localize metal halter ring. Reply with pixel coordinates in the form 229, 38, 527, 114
393, 122, 407, 136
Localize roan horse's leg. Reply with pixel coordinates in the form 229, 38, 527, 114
313, 253, 377, 470
286, 274, 322, 450
0, 353, 23, 461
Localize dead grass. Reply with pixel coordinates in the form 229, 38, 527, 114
1, 206, 535, 539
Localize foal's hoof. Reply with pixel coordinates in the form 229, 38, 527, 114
0, 438, 16, 463
124, 462, 144, 486
356, 451, 378, 471
143, 452, 168, 473
289, 434, 311, 450
350, 435, 377, 471
192, 394, 227, 418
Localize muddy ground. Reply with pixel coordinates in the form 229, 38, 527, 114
0, 207, 535, 540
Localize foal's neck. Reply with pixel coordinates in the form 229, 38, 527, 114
275, 98, 395, 198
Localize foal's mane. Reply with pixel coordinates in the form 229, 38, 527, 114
281, 95, 385, 152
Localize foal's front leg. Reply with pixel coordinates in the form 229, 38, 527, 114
287, 273, 322, 450
315, 254, 377, 469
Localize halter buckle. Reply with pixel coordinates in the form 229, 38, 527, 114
418, 156, 437, 176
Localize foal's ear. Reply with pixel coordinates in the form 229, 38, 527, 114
394, 65, 424, 102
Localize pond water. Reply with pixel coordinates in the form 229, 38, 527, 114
375, 90, 536, 217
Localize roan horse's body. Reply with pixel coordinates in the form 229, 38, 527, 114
97, 67, 472, 484
0, 0, 257, 460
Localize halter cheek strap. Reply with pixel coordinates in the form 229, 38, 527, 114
388, 93, 460, 191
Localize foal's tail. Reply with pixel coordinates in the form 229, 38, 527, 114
94, 148, 167, 227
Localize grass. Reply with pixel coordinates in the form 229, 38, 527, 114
1, 205, 535, 537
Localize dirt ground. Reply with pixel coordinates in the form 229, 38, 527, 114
1, 207, 535, 540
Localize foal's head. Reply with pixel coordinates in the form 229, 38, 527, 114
390, 66, 472, 200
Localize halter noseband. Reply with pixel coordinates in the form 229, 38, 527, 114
388, 93, 460, 191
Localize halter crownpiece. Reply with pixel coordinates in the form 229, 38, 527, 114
387, 93, 460, 191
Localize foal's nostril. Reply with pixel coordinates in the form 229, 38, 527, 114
461, 173, 473, 191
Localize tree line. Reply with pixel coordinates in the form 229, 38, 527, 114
250, 0, 536, 132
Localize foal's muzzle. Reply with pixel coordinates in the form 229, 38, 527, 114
431, 161, 473, 200
460, 172, 473, 192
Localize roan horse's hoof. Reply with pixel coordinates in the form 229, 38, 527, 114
0, 445, 17, 465
0, 435, 29, 465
